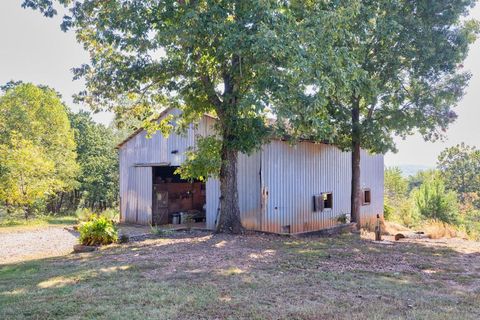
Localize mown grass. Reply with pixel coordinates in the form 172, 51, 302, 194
1, 232, 479, 320
0, 215, 77, 231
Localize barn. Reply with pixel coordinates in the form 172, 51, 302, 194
118, 108, 384, 234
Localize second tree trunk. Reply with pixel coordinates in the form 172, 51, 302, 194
216, 144, 243, 234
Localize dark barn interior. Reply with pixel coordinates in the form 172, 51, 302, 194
152, 166, 206, 226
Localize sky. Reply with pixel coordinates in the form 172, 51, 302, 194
0, 0, 479, 168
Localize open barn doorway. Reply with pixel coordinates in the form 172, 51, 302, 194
152, 166, 206, 227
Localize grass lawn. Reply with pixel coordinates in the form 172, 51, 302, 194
1, 231, 479, 319
0, 215, 77, 232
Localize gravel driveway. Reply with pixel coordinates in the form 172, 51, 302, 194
0, 227, 78, 265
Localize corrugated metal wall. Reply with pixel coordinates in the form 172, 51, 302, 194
260, 140, 384, 233
205, 151, 262, 231
205, 178, 220, 230
360, 149, 385, 226
119, 109, 208, 224
119, 109, 384, 232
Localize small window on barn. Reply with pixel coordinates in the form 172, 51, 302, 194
323, 192, 333, 210
363, 189, 371, 206
313, 192, 333, 212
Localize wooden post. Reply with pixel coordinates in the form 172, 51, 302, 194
375, 214, 382, 241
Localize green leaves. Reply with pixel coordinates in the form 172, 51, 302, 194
412, 172, 460, 225
282, 0, 478, 154
175, 136, 222, 181
0, 137, 56, 207
22, 0, 306, 152
69, 111, 119, 209
0, 83, 79, 210
78, 215, 118, 246
437, 143, 480, 203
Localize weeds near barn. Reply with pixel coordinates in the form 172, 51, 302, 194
1, 232, 479, 319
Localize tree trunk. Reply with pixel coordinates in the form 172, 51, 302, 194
24, 206, 31, 221
56, 193, 64, 214
216, 143, 243, 234
351, 101, 362, 226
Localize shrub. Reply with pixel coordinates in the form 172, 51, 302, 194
76, 208, 119, 223
101, 208, 120, 222
383, 201, 393, 221
76, 208, 95, 222
150, 225, 175, 237
78, 215, 118, 245
397, 199, 420, 227
384, 197, 419, 228
412, 175, 459, 224
463, 210, 480, 241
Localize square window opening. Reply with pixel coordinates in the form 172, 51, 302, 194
363, 189, 371, 206
323, 192, 333, 210
313, 192, 333, 212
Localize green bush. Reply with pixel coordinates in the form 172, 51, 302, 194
384, 196, 419, 227
78, 215, 118, 245
100, 208, 120, 222
76, 208, 95, 222
463, 210, 480, 240
383, 201, 393, 221
76, 208, 119, 223
412, 175, 459, 224
150, 225, 175, 237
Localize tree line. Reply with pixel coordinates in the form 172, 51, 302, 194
0, 82, 124, 220
385, 143, 480, 239
21, 0, 480, 232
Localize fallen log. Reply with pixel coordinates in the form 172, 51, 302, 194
395, 232, 428, 241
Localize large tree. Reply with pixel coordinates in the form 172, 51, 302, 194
23, 0, 318, 233
0, 83, 78, 217
277, 0, 479, 224
69, 111, 119, 211
437, 143, 480, 204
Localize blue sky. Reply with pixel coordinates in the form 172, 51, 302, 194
1, 0, 479, 168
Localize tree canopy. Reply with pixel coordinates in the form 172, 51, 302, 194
438, 143, 480, 205
278, 0, 479, 223
22, 0, 320, 233
22, 0, 479, 230
0, 83, 78, 216
69, 111, 119, 210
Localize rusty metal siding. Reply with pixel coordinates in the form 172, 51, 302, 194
360, 150, 384, 226
119, 109, 384, 231
261, 140, 383, 233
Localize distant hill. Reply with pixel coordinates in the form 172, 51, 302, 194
393, 164, 434, 177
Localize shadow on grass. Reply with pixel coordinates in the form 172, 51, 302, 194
1, 231, 479, 319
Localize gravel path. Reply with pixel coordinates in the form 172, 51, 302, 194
0, 227, 78, 265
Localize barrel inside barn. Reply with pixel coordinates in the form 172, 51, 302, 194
151, 166, 206, 226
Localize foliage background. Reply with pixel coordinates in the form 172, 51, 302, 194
384, 144, 480, 240
0, 83, 122, 222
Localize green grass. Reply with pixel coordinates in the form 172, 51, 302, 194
0, 215, 77, 230
1, 232, 479, 319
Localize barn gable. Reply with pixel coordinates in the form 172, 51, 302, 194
118, 109, 216, 224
